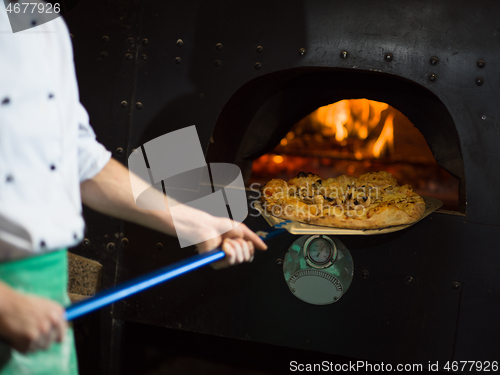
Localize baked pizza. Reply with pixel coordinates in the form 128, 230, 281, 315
260, 171, 425, 229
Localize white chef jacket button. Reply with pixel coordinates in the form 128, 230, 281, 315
1, 97, 10, 105
48, 93, 54, 99
5, 175, 13, 183
50, 164, 56, 171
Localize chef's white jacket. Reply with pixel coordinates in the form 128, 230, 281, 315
0, 6, 111, 260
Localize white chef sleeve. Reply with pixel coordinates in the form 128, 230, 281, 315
76, 103, 112, 182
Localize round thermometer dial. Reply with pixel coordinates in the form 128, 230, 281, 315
303, 235, 337, 268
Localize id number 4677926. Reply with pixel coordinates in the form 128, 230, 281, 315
443, 361, 498, 372
5, 2, 60, 14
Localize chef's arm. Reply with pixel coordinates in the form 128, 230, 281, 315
80, 158, 266, 268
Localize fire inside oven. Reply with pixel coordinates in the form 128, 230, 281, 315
248, 99, 459, 211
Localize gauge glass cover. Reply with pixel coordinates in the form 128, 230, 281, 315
307, 238, 333, 264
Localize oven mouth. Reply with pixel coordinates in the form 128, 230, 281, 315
250, 98, 460, 211
207, 67, 466, 213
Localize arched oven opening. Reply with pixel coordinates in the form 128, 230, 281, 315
207, 67, 465, 213
251, 99, 459, 210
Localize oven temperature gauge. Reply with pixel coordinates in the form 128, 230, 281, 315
283, 235, 353, 305
304, 235, 337, 269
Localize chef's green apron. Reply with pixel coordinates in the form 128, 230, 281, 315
0, 249, 78, 375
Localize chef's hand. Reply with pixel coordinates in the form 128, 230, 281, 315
0, 283, 67, 353
196, 218, 267, 269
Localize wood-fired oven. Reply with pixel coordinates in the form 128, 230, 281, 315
63, 0, 500, 373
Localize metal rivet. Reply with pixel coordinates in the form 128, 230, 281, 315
5, 175, 13, 182
83, 238, 90, 247
481, 115, 487, 120
215, 43, 223, 50
176, 39, 184, 47
141, 54, 147, 61
121, 238, 129, 247
156, 243, 163, 250
116, 147, 124, 155
101, 52, 108, 59
291, 288, 296, 293
48, 93, 54, 99
361, 270, 370, 278
384, 53, 393, 62
120, 101, 128, 108
405, 276, 415, 285
299, 48, 306, 56
452, 282, 461, 290
102, 36, 109, 43
430, 56, 439, 65
275, 259, 283, 266
136, 102, 143, 110
428, 73, 436, 82
1, 98, 10, 105
476, 77, 484, 86
126, 54, 133, 60
256, 45, 263, 53
127, 37, 134, 44
340, 50, 348, 59
175, 57, 182, 64
254, 62, 262, 70
214, 60, 222, 67
142, 38, 149, 46
477, 59, 485, 68
107, 242, 115, 250
50, 164, 56, 171
40, 240, 46, 247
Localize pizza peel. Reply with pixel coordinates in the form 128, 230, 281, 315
65, 221, 292, 321
253, 196, 442, 235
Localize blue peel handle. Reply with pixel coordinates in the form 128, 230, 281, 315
65, 222, 290, 321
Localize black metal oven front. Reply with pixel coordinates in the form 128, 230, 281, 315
64, 0, 500, 373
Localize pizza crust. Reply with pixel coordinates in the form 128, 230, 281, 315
260, 171, 425, 229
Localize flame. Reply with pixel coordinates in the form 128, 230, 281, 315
317, 101, 350, 141
372, 112, 395, 158
313, 99, 393, 158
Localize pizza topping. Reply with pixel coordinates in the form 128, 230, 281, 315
359, 196, 371, 207
300, 197, 314, 205
313, 195, 324, 206
260, 171, 425, 229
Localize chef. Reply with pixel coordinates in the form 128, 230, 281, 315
0, 6, 266, 375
